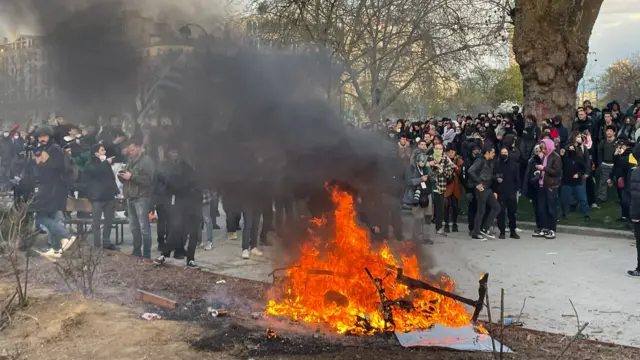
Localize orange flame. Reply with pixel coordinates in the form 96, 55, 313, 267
266, 188, 475, 335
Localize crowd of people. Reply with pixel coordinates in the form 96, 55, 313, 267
2, 97, 640, 278
387, 100, 640, 254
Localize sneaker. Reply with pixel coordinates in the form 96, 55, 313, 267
444, 224, 450, 233
227, 232, 238, 240
153, 255, 166, 265
532, 229, 544, 238
452, 224, 459, 232
544, 230, 556, 239
515, 227, 523, 233
61, 235, 77, 251
436, 228, 447, 236
42, 248, 62, 259
103, 244, 120, 251
472, 234, 487, 241
510, 232, 521, 240
241, 249, 250, 259
498, 233, 506, 240
251, 248, 264, 257
591, 203, 600, 209
627, 269, 640, 278
186, 260, 198, 268
204, 242, 213, 251
480, 229, 495, 239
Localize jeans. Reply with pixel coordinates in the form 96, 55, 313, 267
560, 185, 589, 216
432, 193, 445, 231
91, 200, 115, 247
127, 197, 152, 258
497, 193, 518, 234
156, 202, 170, 245
537, 187, 558, 231
634, 222, 640, 271
472, 188, 501, 236
241, 203, 261, 251
202, 204, 213, 242
223, 198, 242, 232
411, 206, 430, 243
36, 211, 71, 251
444, 195, 459, 226
596, 163, 614, 203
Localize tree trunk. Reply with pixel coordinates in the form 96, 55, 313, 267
513, 0, 603, 127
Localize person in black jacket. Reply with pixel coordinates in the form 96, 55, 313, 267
83, 144, 119, 250
32, 125, 76, 258
153, 144, 202, 268
467, 144, 501, 240
559, 143, 590, 220
494, 146, 520, 239
627, 144, 640, 277
611, 138, 633, 223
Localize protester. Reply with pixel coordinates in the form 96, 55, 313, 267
404, 153, 433, 244
612, 138, 632, 223
559, 142, 590, 220
153, 144, 202, 268
467, 145, 501, 240
494, 146, 520, 239
627, 144, 640, 278
535, 138, 563, 239
31, 125, 76, 258
119, 137, 155, 258
596, 125, 617, 206
202, 188, 215, 251
444, 144, 464, 233
82, 144, 119, 250
426, 142, 454, 235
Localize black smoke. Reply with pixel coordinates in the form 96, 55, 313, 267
1, 0, 403, 215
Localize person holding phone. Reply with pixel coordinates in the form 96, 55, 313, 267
83, 144, 119, 250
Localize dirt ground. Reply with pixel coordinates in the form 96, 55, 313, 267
1, 251, 639, 360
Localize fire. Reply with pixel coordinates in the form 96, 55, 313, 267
265, 187, 475, 335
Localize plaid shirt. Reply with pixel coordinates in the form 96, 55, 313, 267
426, 155, 454, 194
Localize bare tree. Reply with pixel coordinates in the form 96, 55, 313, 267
599, 55, 640, 108
512, 0, 604, 125
253, 0, 509, 122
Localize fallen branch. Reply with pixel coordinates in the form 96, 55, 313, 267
554, 298, 589, 360
499, 288, 504, 359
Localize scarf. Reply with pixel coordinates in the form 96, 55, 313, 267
538, 138, 555, 186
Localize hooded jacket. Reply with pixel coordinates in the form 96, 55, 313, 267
83, 155, 119, 202
32, 141, 68, 213
520, 124, 540, 162
561, 147, 587, 186
627, 145, 640, 220
540, 138, 562, 189
494, 152, 520, 196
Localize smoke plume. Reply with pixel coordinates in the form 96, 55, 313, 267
1, 0, 402, 222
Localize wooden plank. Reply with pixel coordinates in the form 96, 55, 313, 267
135, 289, 177, 310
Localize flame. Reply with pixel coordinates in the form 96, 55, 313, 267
266, 187, 476, 335
266, 328, 277, 339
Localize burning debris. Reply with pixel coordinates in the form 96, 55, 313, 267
266, 188, 488, 336
266, 328, 278, 339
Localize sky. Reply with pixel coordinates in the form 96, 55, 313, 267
587, 0, 640, 78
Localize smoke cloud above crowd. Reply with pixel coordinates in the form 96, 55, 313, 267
0, 0, 400, 206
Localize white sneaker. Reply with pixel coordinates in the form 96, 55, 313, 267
515, 227, 523, 233
227, 232, 238, 240
61, 236, 77, 251
241, 249, 250, 259
42, 248, 62, 259
251, 248, 263, 257
204, 242, 213, 251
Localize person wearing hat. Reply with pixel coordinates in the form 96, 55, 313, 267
31, 125, 76, 258
552, 115, 569, 149
83, 144, 119, 250
403, 153, 434, 244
